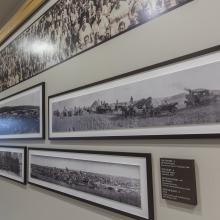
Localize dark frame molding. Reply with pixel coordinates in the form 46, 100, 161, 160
0, 145, 27, 185
48, 45, 220, 140
28, 148, 154, 220
0, 82, 45, 140
0, 0, 194, 93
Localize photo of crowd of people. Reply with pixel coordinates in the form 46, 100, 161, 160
0, 151, 22, 177
0, 146, 26, 184
0, 0, 191, 92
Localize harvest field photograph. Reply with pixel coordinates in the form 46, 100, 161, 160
51, 61, 220, 133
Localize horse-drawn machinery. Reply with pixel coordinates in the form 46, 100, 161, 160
184, 88, 217, 107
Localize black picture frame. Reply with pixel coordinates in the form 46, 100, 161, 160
28, 148, 154, 220
0, 145, 27, 185
48, 46, 220, 139
0, 82, 45, 140
0, 0, 193, 92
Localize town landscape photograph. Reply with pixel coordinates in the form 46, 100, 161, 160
30, 154, 141, 207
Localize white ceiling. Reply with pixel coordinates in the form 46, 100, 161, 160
0, 0, 26, 29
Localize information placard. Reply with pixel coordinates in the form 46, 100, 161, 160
160, 158, 197, 205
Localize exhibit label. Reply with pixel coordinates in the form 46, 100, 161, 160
160, 158, 197, 205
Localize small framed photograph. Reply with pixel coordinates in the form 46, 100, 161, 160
0, 146, 27, 184
0, 82, 45, 139
28, 148, 153, 220
49, 49, 220, 139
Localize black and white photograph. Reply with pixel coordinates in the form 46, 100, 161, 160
0, 83, 45, 139
0, 146, 26, 184
0, 0, 192, 92
49, 50, 220, 138
28, 149, 153, 220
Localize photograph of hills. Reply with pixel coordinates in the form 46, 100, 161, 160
0, 86, 42, 136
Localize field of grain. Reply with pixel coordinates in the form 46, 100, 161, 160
52, 101, 220, 132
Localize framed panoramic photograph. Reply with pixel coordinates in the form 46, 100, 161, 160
28, 149, 153, 220
0, 146, 27, 184
0, 0, 193, 92
49, 48, 220, 139
0, 82, 45, 139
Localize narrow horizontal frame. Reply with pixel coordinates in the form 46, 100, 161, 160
0, 82, 45, 140
28, 148, 154, 220
0, 145, 27, 185
0, 0, 193, 93
48, 46, 220, 140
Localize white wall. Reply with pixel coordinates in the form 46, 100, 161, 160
0, 0, 220, 219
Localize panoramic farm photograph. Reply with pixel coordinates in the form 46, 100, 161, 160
51, 61, 220, 134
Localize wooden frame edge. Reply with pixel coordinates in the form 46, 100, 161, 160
0, 0, 47, 45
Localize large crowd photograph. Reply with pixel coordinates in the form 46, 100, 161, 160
0, 146, 26, 184
28, 149, 153, 220
0, 0, 192, 92
49, 52, 220, 138
0, 83, 44, 139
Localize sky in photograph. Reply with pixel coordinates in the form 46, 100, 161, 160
31, 155, 140, 179
52, 62, 220, 111
0, 90, 40, 107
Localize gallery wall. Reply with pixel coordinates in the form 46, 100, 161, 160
0, 0, 220, 220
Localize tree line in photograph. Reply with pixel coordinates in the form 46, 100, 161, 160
0, 0, 191, 92
0, 105, 40, 135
